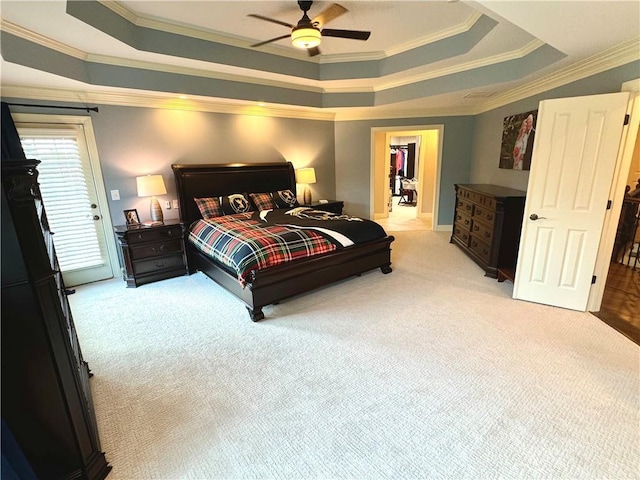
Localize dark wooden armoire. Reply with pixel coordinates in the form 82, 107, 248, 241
1, 102, 111, 479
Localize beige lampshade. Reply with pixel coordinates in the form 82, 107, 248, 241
136, 174, 167, 223
295, 168, 316, 185
136, 174, 167, 197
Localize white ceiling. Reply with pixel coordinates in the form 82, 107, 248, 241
1, 1, 639, 118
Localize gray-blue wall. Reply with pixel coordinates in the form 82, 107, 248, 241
334, 116, 475, 221
4, 59, 638, 227
471, 61, 640, 192
4, 101, 336, 225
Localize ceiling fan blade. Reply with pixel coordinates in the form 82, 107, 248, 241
250, 34, 292, 48
312, 3, 347, 27
247, 14, 294, 29
307, 46, 321, 57
321, 29, 371, 41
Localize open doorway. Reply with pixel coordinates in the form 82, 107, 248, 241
370, 125, 443, 232
592, 123, 640, 344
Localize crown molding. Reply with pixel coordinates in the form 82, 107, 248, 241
368, 39, 545, 92
333, 106, 475, 122
0, 20, 86, 60
476, 37, 640, 113
0, 84, 337, 121
99, 0, 485, 66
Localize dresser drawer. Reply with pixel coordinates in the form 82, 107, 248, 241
471, 220, 493, 244
130, 239, 183, 260
452, 224, 470, 245
133, 253, 185, 275
469, 236, 491, 264
470, 191, 497, 210
456, 197, 474, 215
472, 205, 495, 225
127, 226, 183, 244
455, 211, 472, 230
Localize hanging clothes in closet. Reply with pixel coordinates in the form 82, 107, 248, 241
395, 148, 405, 175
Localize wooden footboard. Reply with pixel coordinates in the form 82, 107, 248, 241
189, 235, 394, 321
172, 161, 395, 321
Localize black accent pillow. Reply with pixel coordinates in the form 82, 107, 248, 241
271, 189, 299, 209
220, 193, 254, 215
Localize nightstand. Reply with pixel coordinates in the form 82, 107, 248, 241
114, 219, 188, 287
303, 200, 344, 214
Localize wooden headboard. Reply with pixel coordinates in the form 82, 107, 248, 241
171, 162, 297, 226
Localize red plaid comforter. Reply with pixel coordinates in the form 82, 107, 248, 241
188, 213, 337, 287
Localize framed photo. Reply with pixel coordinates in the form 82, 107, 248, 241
124, 209, 140, 226
499, 110, 538, 170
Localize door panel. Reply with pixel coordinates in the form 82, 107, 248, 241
18, 122, 116, 286
513, 92, 629, 311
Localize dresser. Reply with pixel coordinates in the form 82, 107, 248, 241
1, 159, 111, 479
451, 184, 526, 278
115, 220, 188, 287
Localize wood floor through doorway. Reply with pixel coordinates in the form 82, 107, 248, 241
591, 261, 639, 345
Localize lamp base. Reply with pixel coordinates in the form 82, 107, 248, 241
303, 185, 312, 205
150, 196, 164, 224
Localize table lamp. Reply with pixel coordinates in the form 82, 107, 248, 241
136, 174, 167, 224
296, 167, 316, 204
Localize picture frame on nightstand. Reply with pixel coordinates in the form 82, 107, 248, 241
124, 209, 140, 226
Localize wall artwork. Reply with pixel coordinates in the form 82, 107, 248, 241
499, 110, 538, 170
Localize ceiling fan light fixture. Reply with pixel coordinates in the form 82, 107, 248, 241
291, 27, 321, 49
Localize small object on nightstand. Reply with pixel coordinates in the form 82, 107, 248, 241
114, 219, 188, 287
304, 200, 344, 215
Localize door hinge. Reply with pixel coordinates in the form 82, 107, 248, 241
591, 275, 597, 284
624, 114, 630, 125
607, 199, 612, 210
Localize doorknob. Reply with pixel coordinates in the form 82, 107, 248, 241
529, 213, 546, 221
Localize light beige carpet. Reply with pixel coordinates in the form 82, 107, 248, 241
70, 231, 639, 479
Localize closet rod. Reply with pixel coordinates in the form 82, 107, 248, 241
389, 144, 408, 149
6, 102, 99, 113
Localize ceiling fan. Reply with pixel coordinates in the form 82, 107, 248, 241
248, 1, 371, 57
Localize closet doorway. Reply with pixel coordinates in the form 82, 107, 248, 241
370, 126, 443, 231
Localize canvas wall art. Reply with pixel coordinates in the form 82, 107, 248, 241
499, 110, 538, 170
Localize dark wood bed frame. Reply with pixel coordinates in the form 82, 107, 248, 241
172, 162, 395, 321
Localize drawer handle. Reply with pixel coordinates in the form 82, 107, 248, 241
168, 230, 174, 236
484, 232, 491, 238
137, 234, 144, 241
487, 214, 493, 221
151, 245, 166, 253
154, 260, 166, 268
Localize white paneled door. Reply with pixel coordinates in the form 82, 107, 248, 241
18, 118, 116, 287
513, 92, 630, 310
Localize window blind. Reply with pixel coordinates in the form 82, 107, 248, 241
20, 134, 105, 272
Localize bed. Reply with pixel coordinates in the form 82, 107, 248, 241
172, 162, 395, 321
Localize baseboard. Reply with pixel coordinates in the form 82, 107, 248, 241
435, 224, 453, 232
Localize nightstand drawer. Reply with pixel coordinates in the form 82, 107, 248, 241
133, 253, 185, 275
127, 226, 183, 244
130, 240, 183, 260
